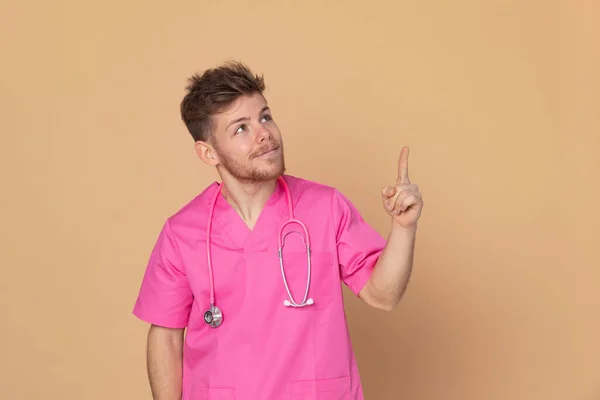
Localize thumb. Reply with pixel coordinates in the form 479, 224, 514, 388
381, 185, 396, 199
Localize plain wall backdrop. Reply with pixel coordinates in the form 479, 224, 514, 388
1, 0, 599, 399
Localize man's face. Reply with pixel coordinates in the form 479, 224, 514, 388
209, 92, 285, 183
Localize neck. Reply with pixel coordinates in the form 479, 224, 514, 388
220, 176, 279, 229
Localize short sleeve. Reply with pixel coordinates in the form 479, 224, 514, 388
332, 189, 387, 296
132, 219, 193, 328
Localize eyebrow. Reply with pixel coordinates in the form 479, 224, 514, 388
226, 106, 270, 130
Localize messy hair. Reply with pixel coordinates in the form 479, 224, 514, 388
180, 61, 266, 142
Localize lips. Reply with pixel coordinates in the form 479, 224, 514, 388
255, 146, 279, 157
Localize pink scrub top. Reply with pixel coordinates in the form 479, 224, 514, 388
133, 174, 386, 399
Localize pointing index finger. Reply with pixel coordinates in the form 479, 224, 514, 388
397, 146, 410, 183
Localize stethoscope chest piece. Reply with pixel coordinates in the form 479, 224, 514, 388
204, 304, 223, 328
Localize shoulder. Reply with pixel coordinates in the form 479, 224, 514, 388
161, 181, 220, 238
282, 174, 338, 205
282, 174, 337, 197
282, 174, 360, 223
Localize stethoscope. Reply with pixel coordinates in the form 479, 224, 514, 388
203, 176, 313, 328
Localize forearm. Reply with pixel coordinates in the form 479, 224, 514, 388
147, 325, 185, 400
363, 223, 417, 310
360, 145, 422, 310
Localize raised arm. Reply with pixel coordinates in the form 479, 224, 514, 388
359, 147, 424, 310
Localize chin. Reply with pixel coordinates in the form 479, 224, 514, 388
257, 156, 285, 172
264, 167, 286, 180
256, 164, 286, 181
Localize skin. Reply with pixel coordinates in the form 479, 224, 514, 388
146, 325, 184, 400
146, 92, 423, 398
194, 92, 286, 229
359, 146, 424, 310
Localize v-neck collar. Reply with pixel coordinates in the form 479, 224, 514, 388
210, 176, 289, 252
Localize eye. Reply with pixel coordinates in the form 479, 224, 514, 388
260, 114, 272, 123
234, 124, 247, 135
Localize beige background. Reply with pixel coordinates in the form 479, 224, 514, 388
1, 0, 599, 399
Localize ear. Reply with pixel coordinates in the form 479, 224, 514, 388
194, 140, 219, 166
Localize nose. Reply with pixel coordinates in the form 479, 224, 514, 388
255, 122, 271, 143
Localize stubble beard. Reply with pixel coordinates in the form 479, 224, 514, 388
216, 142, 286, 183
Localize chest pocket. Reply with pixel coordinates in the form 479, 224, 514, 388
279, 250, 338, 311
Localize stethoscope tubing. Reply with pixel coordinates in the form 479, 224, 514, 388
205, 177, 313, 327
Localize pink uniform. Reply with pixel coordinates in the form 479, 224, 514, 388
133, 174, 386, 399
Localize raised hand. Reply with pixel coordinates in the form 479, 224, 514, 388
381, 147, 424, 229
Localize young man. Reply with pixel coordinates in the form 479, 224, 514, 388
132, 61, 423, 399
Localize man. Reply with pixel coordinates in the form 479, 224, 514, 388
133, 61, 423, 399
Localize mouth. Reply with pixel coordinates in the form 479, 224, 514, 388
255, 146, 279, 158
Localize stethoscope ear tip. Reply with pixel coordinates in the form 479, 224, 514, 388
283, 299, 292, 307
306, 298, 314, 305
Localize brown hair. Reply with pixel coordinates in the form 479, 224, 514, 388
180, 61, 266, 142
